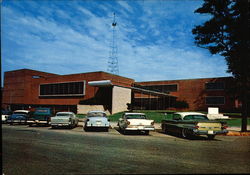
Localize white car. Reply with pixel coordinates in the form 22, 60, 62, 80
118, 113, 155, 135
2, 110, 12, 123
51, 112, 78, 129
84, 111, 110, 132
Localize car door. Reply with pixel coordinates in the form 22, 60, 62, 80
168, 114, 182, 132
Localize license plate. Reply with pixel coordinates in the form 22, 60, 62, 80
138, 126, 144, 129
96, 122, 102, 125
208, 130, 214, 134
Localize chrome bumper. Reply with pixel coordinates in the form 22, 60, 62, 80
193, 129, 228, 135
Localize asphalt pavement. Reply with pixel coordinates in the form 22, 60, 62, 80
2, 124, 250, 174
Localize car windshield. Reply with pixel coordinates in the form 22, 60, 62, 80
183, 115, 208, 120
126, 115, 146, 119
56, 113, 71, 117
87, 112, 106, 117
14, 112, 28, 115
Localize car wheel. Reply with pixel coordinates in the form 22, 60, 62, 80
84, 126, 89, 132
207, 135, 215, 140
144, 130, 149, 135
123, 129, 127, 135
181, 128, 189, 138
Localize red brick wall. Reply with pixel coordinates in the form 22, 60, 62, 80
135, 77, 236, 112
2, 69, 134, 107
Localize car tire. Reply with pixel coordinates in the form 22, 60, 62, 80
144, 130, 149, 135
123, 129, 127, 135
84, 126, 89, 132
207, 135, 215, 140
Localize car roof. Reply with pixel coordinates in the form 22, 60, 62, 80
56, 112, 74, 114
88, 111, 106, 114
13, 110, 30, 113
124, 112, 146, 115
174, 112, 206, 117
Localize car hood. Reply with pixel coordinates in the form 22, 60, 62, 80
127, 119, 154, 125
9, 115, 26, 119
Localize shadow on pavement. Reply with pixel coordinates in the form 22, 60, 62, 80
114, 127, 151, 136
157, 130, 221, 141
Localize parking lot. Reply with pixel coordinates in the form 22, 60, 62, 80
2, 124, 250, 174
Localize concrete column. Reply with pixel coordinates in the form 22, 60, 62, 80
112, 86, 131, 114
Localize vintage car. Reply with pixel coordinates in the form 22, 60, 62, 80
51, 112, 78, 128
7, 110, 30, 125
2, 110, 12, 123
118, 112, 155, 135
84, 111, 110, 131
28, 108, 53, 126
161, 112, 228, 139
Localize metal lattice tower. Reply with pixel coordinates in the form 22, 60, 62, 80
107, 13, 119, 75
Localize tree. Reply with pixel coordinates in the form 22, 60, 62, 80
192, 0, 250, 131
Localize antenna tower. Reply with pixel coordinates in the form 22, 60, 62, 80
107, 13, 119, 75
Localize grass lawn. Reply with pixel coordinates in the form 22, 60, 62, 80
106, 110, 250, 127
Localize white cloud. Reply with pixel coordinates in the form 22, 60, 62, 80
117, 1, 133, 13
2, 0, 231, 83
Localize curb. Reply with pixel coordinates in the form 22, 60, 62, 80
225, 131, 250, 136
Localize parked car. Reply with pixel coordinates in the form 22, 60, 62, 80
161, 112, 228, 139
2, 110, 12, 123
7, 110, 30, 125
51, 112, 78, 128
84, 111, 110, 131
118, 112, 155, 135
28, 108, 53, 126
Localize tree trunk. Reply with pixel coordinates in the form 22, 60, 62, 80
241, 87, 248, 132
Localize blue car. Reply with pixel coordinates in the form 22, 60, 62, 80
7, 113, 28, 125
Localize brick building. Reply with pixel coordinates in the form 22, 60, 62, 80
134, 77, 238, 112
2, 69, 238, 114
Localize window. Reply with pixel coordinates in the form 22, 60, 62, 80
135, 84, 178, 93
205, 82, 224, 90
183, 115, 208, 120
40, 81, 85, 96
205, 96, 225, 105
173, 114, 181, 120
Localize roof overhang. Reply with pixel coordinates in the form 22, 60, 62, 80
88, 80, 113, 87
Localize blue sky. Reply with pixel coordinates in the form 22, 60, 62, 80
1, 0, 231, 82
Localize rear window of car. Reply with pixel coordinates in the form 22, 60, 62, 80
183, 115, 208, 120
126, 115, 146, 119
56, 113, 72, 117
